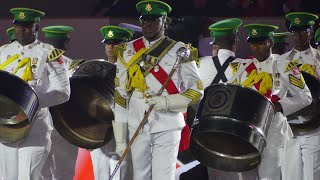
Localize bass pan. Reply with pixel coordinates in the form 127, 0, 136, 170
287, 71, 320, 135
0, 70, 38, 143
190, 83, 275, 172
50, 59, 116, 149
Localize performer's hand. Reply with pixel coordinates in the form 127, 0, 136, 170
148, 94, 191, 113
147, 96, 168, 112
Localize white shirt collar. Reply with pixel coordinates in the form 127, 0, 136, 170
15, 39, 40, 49
142, 36, 164, 48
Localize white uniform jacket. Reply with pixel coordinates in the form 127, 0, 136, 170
230, 54, 311, 117
198, 49, 235, 88
0, 39, 70, 135
114, 36, 203, 132
0, 40, 70, 180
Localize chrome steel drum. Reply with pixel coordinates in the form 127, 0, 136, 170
50, 59, 116, 149
287, 71, 320, 135
0, 70, 39, 143
190, 84, 275, 172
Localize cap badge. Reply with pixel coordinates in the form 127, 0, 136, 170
107, 30, 114, 38
19, 12, 25, 19
145, 4, 152, 11
294, 18, 301, 24
252, 29, 258, 36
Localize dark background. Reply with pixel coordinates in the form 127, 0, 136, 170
0, 0, 319, 60
1, 0, 319, 17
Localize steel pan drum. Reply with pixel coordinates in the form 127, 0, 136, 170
0, 70, 38, 143
287, 71, 320, 135
190, 84, 275, 172
50, 60, 116, 149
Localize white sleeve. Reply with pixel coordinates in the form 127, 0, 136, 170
36, 58, 70, 108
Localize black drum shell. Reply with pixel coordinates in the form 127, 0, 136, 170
190, 83, 275, 172
0, 70, 39, 143
50, 60, 115, 149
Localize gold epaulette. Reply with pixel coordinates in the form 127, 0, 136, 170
113, 43, 127, 66
195, 57, 201, 67
229, 62, 241, 73
48, 48, 65, 62
184, 43, 198, 63
284, 59, 299, 73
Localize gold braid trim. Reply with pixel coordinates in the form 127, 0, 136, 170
300, 64, 315, 76
284, 59, 299, 73
114, 90, 126, 108
181, 89, 202, 105
184, 43, 198, 63
113, 43, 127, 66
241, 70, 273, 95
48, 48, 65, 61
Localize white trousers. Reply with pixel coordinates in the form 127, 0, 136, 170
40, 129, 78, 180
0, 130, 51, 180
283, 130, 320, 180
90, 138, 133, 180
258, 112, 292, 180
129, 122, 181, 180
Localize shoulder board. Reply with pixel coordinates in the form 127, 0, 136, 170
229, 62, 241, 72
69, 59, 85, 70
48, 48, 65, 62
284, 59, 299, 73
184, 43, 198, 63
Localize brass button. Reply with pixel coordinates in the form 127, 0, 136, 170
144, 92, 152, 99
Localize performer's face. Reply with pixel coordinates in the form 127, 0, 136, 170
13, 23, 36, 46
105, 40, 123, 63
140, 15, 165, 41
291, 28, 312, 48
249, 39, 271, 62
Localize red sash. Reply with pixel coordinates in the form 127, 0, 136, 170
132, 38, 190, 152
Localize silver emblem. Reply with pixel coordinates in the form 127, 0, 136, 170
139, 61, 145, 67
154, 65, 159, 72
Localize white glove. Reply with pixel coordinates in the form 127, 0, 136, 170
112, 121, 128, 156
147, 96, 169, 112
148, 94, 191, 113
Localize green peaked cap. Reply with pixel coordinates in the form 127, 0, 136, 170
315, 28, 320, 44
136, 0, 172, 16
6, 27, 16, 41
244, 24, 279, 41
272, 32, 291, 43
286, 12, 318, 27
209, 18, 242, 38
100, 26, 133, 43
10, 8, 45, 22
42, 26, 74, 38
